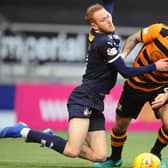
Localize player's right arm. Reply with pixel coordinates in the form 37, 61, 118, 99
121, 31, 141, 58
121, 24, 163, 58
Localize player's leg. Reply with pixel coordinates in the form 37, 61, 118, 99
92, 115, 130, 167
110, 115, 131, 160
93, 83, 147, 167
79, 130, 107, 162
0, 122, 67, 154
109, 84, 146, 165
21, 117, 89, 158
64, 116, 107, 161
65, 82, 107, 161
0, 122, 53, 138
63, 117, 90, 158
23, 128, 67, 154
0, 122, 28, 138
151, 104, 168, 157
80, 111, 107, 162
150, 103, 168, 168
64, 108, 107, 162
0, 117, 99, 160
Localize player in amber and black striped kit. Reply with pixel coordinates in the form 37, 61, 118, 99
0, 1, 168, 165
94, 24, 168, 168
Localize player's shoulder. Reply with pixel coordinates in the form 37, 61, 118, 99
141, 23, 168, 44
97, 33, 110, 41
92, 33, 111, 49
146, 23, 166, 31
88, 30, 108, 44
142, 23, 164, 36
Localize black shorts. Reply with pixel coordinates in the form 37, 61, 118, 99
116, 82, 168, 119
67, 84, 105, 131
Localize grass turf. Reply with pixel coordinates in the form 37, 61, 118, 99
0, 132, 167, 168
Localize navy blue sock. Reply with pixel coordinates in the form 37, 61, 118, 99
26, 130, 67, 154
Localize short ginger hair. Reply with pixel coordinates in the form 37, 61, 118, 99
84, 3, 104, 24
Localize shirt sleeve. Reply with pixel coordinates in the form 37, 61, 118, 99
109, 57, 156, 78
102, 0, 115, 15
100, 38, 121, 63
99, 37, 156, 78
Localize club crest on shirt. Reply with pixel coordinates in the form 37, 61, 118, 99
83, 108, 92, 116
107, 47, 117, 56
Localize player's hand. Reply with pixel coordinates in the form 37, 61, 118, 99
155, 58, 168, 71
151, 93, 168, 109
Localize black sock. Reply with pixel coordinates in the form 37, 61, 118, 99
151, 127, 168, 158
151, 140, 166, 159
26, 130, 67, 154
110, 129, 127, 161
110, 146, 123, 161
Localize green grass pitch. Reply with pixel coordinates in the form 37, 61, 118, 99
0, 132, 167, 168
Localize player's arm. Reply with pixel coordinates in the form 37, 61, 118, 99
100, 39, 168, 78
111, 57, 168, 78
121, 24, 161, 58
102, 0, 115, 15
121, 31, 142, 58
151, 91, 168, 109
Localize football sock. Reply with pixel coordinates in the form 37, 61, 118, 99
110, 129, 127, 161
111, 146, 123, 161
26, 130, 67, 154
151, 127, 168, 157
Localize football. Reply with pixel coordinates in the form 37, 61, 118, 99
132, 152, 161, 168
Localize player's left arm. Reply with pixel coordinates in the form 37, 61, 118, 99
102, 0, 115, 15
100, 37, 168, 78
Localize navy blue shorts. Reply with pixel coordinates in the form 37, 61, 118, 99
116, 82, 168, 119
67, 84, 105, 131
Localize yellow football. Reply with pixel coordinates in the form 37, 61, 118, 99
132, 153, 161, 168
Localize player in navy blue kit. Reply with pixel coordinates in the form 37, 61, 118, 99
1, 0, 168, 163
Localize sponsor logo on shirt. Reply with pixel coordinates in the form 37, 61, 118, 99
107, 47, 117, 56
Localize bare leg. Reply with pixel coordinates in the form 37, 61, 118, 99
63, 118, 89, 158
79, 130, 107, 161
63, 118, 107, 162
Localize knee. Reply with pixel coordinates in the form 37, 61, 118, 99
95, 155, 106, 162
162, 121, 168, 131
91, 153, 107, 162
64, 148, 80, 158
114, 119, 130, 132
163, 126, 168, 132
113, 125, 126, 133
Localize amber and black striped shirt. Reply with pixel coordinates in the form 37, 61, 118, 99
127, 23, 168, 92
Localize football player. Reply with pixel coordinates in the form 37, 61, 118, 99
1, 1, 168, 165
93, 23, 168, 168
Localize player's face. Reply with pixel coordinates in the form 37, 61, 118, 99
91, 8, 115, 34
